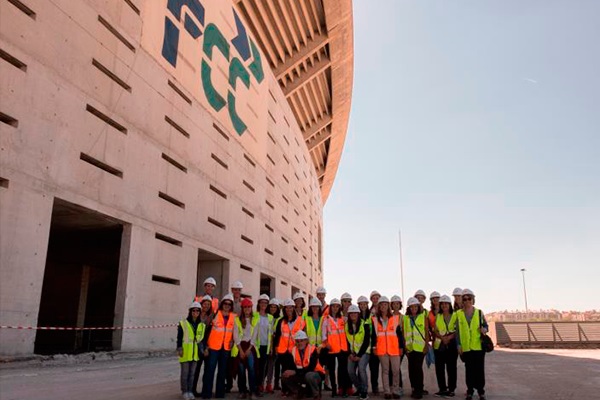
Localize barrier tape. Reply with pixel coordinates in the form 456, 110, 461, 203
0, 324, 178, 331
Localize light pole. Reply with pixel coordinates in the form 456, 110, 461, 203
520, 268, 529, 315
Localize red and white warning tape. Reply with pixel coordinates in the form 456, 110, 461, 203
0, 324, 177, 331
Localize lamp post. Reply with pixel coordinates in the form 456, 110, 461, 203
520, 268, 529, 315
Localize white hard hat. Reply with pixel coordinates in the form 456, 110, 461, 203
407, 297, 420, 307
347, 305, 360, 313
309, 298, 322, 307
269, 298, 280, 306
452, 287, 463, 296
440, 295, 452, 304
294, 330, 309, 340
378, 296, 390, 303
231, 280, 244, 289
293, 292, 304, 301
330, 298, 341, 306
430, 291, 441, 299
283, 298, 295, 307
370, 290, 381, 298
391, 295, 402, 303
258, 294, 270, 302
462, 288, 475, 297
414, 289, 426, 297
200, 295, 213, 303
357, 296, 369, 304
341, 292, 352, 301
204, 277, 217, 286
189, 301, 202, 309
222, 294, 234, 302
316, 286, 327, 294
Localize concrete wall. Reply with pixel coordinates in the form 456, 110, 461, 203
0, 0, 323, 355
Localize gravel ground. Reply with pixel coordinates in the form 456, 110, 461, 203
0, 349, 598, 400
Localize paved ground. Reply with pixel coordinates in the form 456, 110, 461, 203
1, 349, 599, 400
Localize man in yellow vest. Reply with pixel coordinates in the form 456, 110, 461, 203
281, 331, 326, 400
177, 301, 205, 400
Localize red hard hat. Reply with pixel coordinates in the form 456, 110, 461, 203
241, 298, 253, 308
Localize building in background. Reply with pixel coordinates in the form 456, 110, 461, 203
0, 0, 353, 355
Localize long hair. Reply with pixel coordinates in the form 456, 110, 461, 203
376, 304, 393, 323
240, 308, 253, 328
346, 316, 362, 335
269, 305, 281, 319
329, 305, 343, 319
430, 299, 439, 316
307, 306, 323, 318
406, 304, 423, 317
283, 307, 297, 323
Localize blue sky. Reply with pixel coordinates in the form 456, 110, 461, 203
323, 0, 600, 312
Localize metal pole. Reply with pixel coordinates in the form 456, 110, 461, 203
399, 230, 405, 301
520, 268, 529, 314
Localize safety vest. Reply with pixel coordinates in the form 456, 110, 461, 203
372, 315, 401, 356
345, 320, 370, 355
324, 316, 348, 354
231, 314, 260, 357
207, 311, 236, 351
403, 312, 426, 352
304, 314, 323, 345
277, 317, 306, 354
433, 313, 457, 350
254, 312, 274, 354
194, 295, 220, 314
456, 308, 482, 352
179, 319, 205, 362
292, 344, 325, 374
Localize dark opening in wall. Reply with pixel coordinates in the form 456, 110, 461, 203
243, 153, 256, 167
164, 115, 190, 138
209, 184, 227, 199
0, 111, 18, 128
211, 153, 228, 169
92, 59, 131, 92
213, 123, 229, 141
168, 80, 192, 105
242, 207, 254, 218
161, 153, 187, 172
152, 275, 180, 285
79, 153, 123, 178
86, 104, 127, 134
240, 264, 253, 272
241, 235, 254, 245
264, 248, 273, 256
0, 48, 27, 71
158, 191, 185, 209
242, 180, 255, 192
207, 217, 226, 230
0, 177, 9, 188
97, 15, 135, 52
123, 0, 140, 15
7, 0, 36, 19
155, 232, 182, 247
265, 223, 274, 232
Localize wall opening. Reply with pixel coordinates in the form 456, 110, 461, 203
260, 273, 275, 298
196, 249, 229, 301
35, 199, 125, 354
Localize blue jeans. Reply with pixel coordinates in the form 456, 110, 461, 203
347, 354, 369, 394
238, 351, 257, 394
202, 349, 230, 398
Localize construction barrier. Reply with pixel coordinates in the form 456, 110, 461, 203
495, 321, 600, 348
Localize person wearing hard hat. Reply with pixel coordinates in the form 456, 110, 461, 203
201, 294, 236, 399
233, 298, 260, 399
340, 293, 353, 316
321, 298, 351, 397
316, 287, 328, 316
390, 295, 403, 317
356, 296, 371, 323
196, 277, 220, 314
346, 305, 371, 400
455, 289, 489, 400
280, 331, 326, 400
432, 295, 458, 398
255, 294, 273, 395
414, 290, 427, 311
371, 296, 403, 400
192, 296, 216, 397
305, 298, 324, 347
368, 291, 381, 395
403, 297, 431, 399
274, 298, 307, 396
428, 291, 441, 335
231, 280, 245, 315
293, 292, 307, 317
177, 301, 206, 400
452, 288, 463, 311
265, 298, 282, 393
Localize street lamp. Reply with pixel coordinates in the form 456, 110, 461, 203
520, 268, 529, 315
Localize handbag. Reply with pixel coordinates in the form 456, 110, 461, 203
479, 309, 494, 353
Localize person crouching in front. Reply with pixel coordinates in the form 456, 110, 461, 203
177, 301, 206, 400
281, 331, 326, 400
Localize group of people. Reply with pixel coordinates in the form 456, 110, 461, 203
177, 278, 489, 400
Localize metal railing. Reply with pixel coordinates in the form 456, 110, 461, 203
495, 321, 600, 347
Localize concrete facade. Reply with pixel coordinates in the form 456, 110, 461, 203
0, 0, 333, 355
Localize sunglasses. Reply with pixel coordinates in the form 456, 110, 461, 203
342, 300, 351, 303
191, 309, 201, 312
222, 302, 232, 307
462, 296, 473, 301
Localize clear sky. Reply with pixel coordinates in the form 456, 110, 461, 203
323, 0, 600, 312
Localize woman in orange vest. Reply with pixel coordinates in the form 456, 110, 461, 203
371, 296, 403, 399
273, 298, 306, 396
321, 298, 351, 397
201, 294, 236, 399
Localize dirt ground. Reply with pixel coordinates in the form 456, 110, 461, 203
0, 349, 598, 400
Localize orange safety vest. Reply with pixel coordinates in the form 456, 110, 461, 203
372, 315, 401, 356
324, 316, 348, 354
292, 344, 325, 374
207, 311, 236, 351
194, 295, 220, 314
277, 317, 306, 354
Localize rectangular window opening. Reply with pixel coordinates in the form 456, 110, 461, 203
7, 0, 36, 19
268, 111, 276, 123
240, 264, 253, 272
282, 194, 289, 204
265, 223, 274, 232
283, 116, 290, 127
161, 153, 187, 172
283, 154, 290, 165
209, 184, 227, 199
241, 235, 254, 245
152, 275, 180, 285
0, 177, 9, 189
158, 191, 185, 209
281, 258, 288, 265
265, 200, 274, 210
293, 266, 299, 272
0, 111, 19, 128
92, 59, 131, 92
243, 153, 256, 167
211, 153, 228, 169
155, 232, 182, 247
207, 217, 226, 230
282, 281, 288, 286
124, 0, 140, 15
86, 104, 127, 133
264, 248, 274, 256
265, 176, 275, 187
281, 236, 288, 244
282, 215, 288, 223
0, 48, 27, 71
268, 89, 277, 103
242, 180, 255, 192
283, 135, 290, 146
97, 15, 136, 52
213, 123, 229, 141
79, 153, 123, 178
282, 174, 289, 184
164, 115, 190, 138
267, 131, 276, 144
242, 207, 254, 218
266, 154, 275, 166
168, 80, 192, 105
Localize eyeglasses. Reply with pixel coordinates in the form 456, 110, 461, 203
342, 300, 351, 303
222, 302, 232, 307
191, 309, 200, 313
462, 296, 473, 301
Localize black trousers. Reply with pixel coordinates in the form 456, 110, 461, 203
434, 347, 458, 392
369, 352, 380, 392
257, 345, 269, 388
326, 351, 351, 393
463, 350, 485, 395
407, 351, 425, 393
192, 351, 207, 394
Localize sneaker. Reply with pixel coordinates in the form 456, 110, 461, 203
392, 394, 401, 399
446, 392, 455, 397
359, 393, 369, 400
478, 396, 486, 400
422, 390, 428, 395
411, 393, 423, 399
434, 391, 447, 397
183, 393, 190, 400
